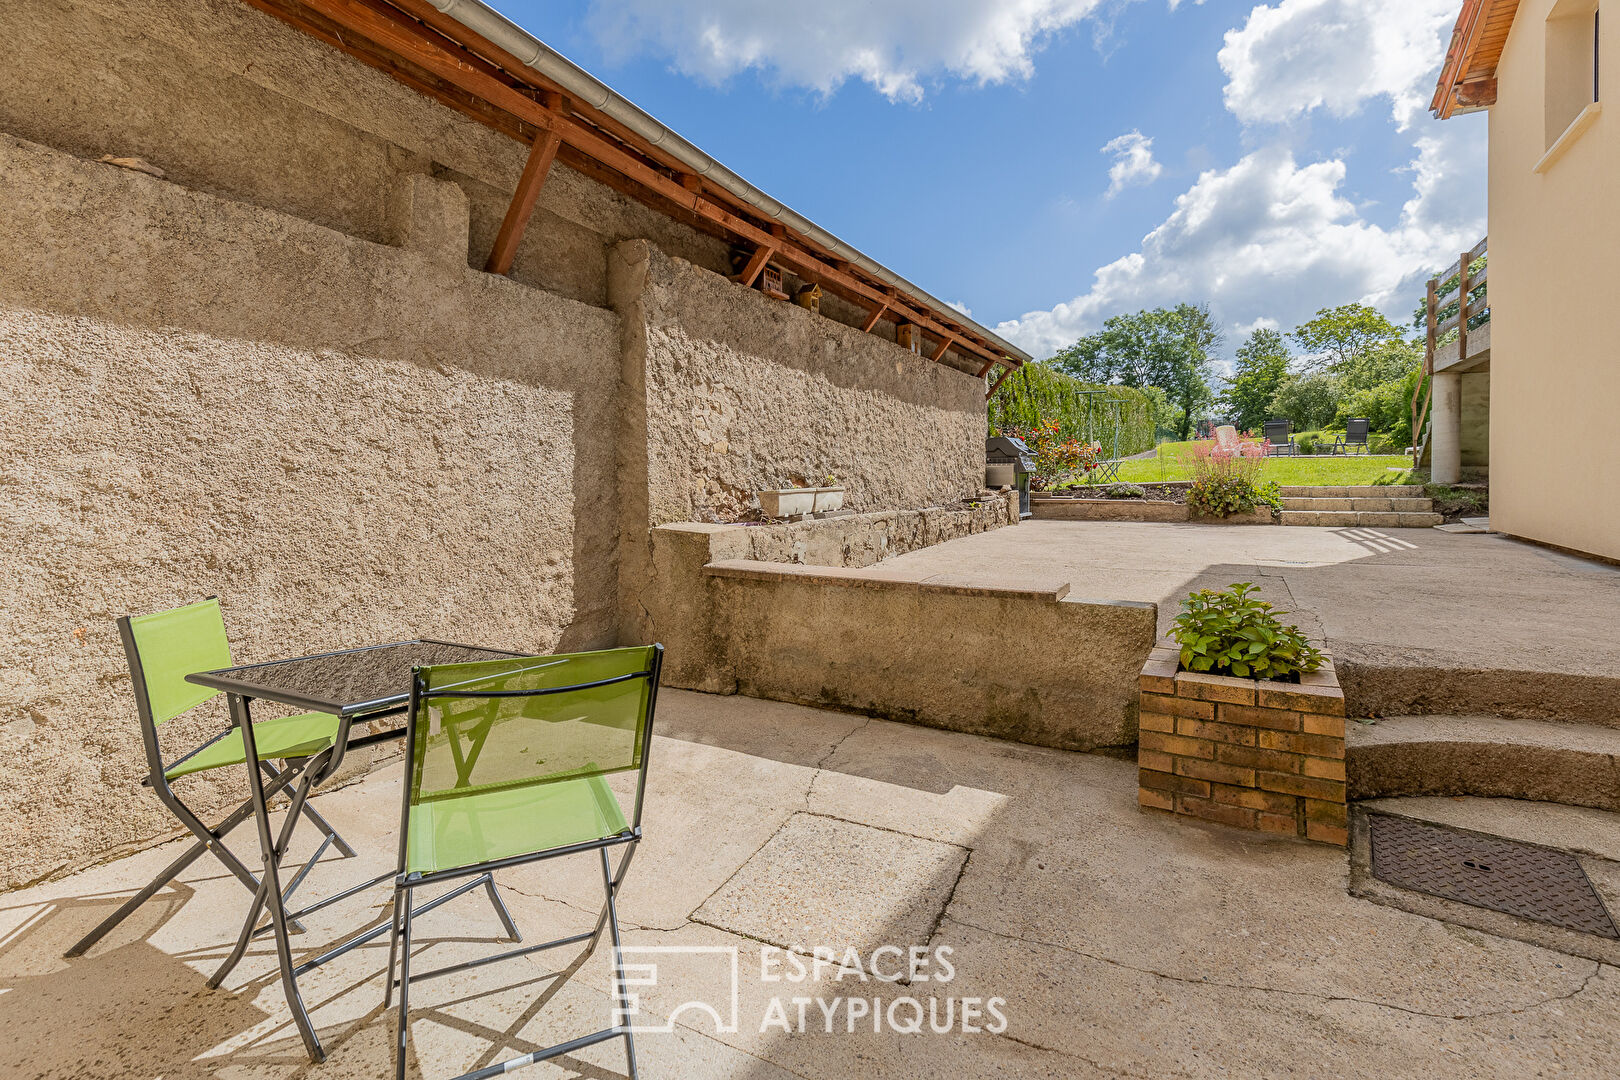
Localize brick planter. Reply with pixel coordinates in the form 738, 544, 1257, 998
1137, 638, 1347, 845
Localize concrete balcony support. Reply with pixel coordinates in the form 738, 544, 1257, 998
1431, 370, 1463, 484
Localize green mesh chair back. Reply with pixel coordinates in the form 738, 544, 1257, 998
124, 598, 234, 726
401, 646, 661, 876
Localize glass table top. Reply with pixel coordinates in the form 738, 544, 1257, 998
186, 639, 527, 716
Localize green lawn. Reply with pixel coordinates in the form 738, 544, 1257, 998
1104, 441, 1415, 486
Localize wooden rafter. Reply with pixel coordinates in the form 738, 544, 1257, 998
861, 302, 888, 333
930, 335, 954, 363
484, 130, 561, 274
733, 245, 775, 289
985, 367, 1014, 401
241, 0, 1021, 373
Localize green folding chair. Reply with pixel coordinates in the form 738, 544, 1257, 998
64, 598, 355, 958
387, 645, 663, 1080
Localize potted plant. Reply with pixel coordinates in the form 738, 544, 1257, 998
756, 476, 844, 518
1137, 583, 1348, 845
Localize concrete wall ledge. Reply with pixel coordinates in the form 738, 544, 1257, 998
1031, 498, 1275, 525
704, 558, 1073, 601
664, 555, 1156, 750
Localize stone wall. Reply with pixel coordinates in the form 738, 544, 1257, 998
705, 563, 1156, 751
614, 242, 988, 523
0, 135, 623, 889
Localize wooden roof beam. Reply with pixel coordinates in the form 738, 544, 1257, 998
279, 0, 1014, 369
733, 244, 775, 288
484, 130, 560, 274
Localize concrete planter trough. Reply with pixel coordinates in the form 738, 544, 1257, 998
1137, 637, 1348, 845
757, 486, 845, 518
1032, 495, 1275, 525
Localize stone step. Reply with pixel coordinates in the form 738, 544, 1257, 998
1278, 485, 1426, 497
1280, 497, 1434, 512
1347, 715, 1620, 810
1279, 510, 1443, 527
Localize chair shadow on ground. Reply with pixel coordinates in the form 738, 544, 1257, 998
0, 865, 624, 1080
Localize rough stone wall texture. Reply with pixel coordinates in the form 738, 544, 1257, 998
704, 564, 1156, 751
0, 0, 729, 309
620, 241, 987, 524
0, 135, 621, 890
633, 504, 1016, 686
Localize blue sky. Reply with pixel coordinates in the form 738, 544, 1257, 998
495, 0, 1486, 362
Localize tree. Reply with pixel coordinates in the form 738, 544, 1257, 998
1290, 303, 1403, 375
1270, 373, 1342, 431
1338, 336, 1422, 393
1051, 304, 1220, 440
1223, 327, 1292, 433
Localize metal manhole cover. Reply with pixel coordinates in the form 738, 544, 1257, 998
1368, 814, 1619, 939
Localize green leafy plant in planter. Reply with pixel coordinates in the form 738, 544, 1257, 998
1105, 483, 1147, 499
1171, 583, 1325, 680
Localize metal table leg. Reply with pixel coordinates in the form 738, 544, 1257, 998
233, 692, 326, 1063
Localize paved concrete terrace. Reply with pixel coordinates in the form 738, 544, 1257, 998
5, 690, 1617, 1079
873, 520, 1620, 686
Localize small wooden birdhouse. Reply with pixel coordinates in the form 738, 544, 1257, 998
760, 263, 788, 300
794, 283, 821, 313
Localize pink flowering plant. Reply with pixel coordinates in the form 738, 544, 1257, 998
1181, 438, 1281, 518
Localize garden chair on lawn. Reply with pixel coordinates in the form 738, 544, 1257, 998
1262, 420, 1296, 457
64, 598, 355, 958
1210, 425, 1242, 458
387, 645, 663, 1080
1333, 418, 1371, 455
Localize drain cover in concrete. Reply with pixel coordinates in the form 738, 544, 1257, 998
694, 813, 968, 953
1369, 814, 1619, 938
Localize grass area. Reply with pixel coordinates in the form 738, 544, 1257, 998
1106, 441, 1415, 486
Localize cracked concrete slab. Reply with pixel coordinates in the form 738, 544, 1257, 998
694, 813, 968, 954
4, 688, 1617, 1078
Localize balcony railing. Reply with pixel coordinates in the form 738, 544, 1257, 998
1411, 236, 1488, 465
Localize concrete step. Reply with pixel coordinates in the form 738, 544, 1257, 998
1280, 497, 1434, 512
1347, 714, 1620, 810
1278, 485, 1425, 498
1280, 510, 1443, 527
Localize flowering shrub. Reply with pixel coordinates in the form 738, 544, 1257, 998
1000, 419, 1103, 490
1182, 438, 1280, 518
1171, 582, 1325, 680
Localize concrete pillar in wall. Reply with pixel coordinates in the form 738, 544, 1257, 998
387, 172, 470, 267
1431, 369, 1462, 485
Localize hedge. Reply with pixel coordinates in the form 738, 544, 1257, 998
988, 362, 1156, 458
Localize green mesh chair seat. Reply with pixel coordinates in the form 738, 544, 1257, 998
387, 644, 663, 1080
406, 773, 629, 875
165, 711, 341, 779
65, 597, 357, 961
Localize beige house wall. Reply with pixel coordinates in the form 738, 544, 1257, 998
0, 0, 997, 889
1485, 0, 1619, 560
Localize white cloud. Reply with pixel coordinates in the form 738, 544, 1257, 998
1218, 0, 1459, 128
586, 0, 1108, 102
995, 126, 1486, 357
946, 300, 974, 317
1102, 131, 1163, 197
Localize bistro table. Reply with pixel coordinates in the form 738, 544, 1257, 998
187, 638, 526, 1063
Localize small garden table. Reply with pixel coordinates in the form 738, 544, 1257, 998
186, 638, 525, 1063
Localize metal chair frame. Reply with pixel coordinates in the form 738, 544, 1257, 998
384, 647, 663, 1080
64, 603, 357, 959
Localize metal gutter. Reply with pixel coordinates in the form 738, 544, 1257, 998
428, 0, 1030, 363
